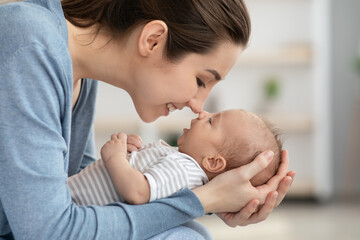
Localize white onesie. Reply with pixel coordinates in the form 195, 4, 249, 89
68, 140, 208, 206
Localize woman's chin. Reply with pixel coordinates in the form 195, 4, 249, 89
138, 112, 160, 123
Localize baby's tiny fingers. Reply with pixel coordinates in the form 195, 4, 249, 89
127, 144, 138, 153
111, 133, 118, 140
127, 134, 142, 149
116, 132, 127, 142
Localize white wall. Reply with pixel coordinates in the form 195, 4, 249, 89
330, 0, 360, 198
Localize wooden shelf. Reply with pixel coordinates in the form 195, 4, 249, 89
236, 44, 313, 68
260, 113, 313, 133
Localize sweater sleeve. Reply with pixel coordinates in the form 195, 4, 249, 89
0, 44, 204, 240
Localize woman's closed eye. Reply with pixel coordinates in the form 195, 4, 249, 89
196, 77, 206, 88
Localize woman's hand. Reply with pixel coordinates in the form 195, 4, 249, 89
217, 150, 295, 227
192, 150, 295, 225
126, 134, 142, 152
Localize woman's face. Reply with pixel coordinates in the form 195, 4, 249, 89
130, 42, 241, 122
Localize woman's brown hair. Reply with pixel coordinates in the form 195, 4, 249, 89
61, 0, 251, 61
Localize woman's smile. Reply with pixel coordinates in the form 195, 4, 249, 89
166, 103, 177, 115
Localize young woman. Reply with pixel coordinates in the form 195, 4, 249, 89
0, 0, 295, 239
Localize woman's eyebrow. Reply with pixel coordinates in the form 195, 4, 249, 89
206, 69, 222, 81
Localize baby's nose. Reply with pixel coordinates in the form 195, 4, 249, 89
198, 111, 209, 120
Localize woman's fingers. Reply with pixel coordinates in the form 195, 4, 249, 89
277, 150, 290, 177
230, 199, 260, 226
274, 171, 296, 206
218, 191, 277, 227
209, 149, 294, 226
287, 170, 296, 179
238, 171, 295, 225
246, 191, 278, 225
240, 150, 274, 180
217, 199, 260, 227
274, 176, 292, 207
264, 150, 289, 189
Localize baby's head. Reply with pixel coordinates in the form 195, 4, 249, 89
177, 109, 282, 186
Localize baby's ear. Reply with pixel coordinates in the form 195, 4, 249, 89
202, 155, 226, 173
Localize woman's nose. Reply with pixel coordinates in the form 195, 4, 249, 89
187, 95, 206, 114
186, 85, 212, 113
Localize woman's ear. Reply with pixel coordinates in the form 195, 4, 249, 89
138, 20, 168, 57
202, 155, 227, 173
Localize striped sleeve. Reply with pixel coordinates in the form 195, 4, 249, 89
141, 150, 208, 202
176, 154, 209, 189
67, 159, 123, 206
143, 158, 189, 201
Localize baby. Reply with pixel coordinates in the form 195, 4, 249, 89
68, 109, 282, 206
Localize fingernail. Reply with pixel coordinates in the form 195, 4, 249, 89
287, 177, 293, 186
265, 151, 274, 161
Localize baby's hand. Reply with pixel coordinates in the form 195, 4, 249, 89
126, 134, 142, 152
101, 132, 127, 162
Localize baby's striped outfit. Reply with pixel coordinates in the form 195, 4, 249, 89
67, 140, 208, 206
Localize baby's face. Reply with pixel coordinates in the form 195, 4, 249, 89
178, 109, 251, 161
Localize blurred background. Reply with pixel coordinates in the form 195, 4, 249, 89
93, 0, 360, 239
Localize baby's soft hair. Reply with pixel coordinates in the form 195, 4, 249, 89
218, 112, 283, 186
61, 0, 251, 61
